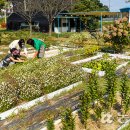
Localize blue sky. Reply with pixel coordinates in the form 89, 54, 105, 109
100, 0, 130, 12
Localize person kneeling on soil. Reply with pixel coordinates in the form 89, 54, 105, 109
0, 48, 25, 68
27, 38, 46, 58
9, 39, 28, 57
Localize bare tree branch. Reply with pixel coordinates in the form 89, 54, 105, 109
38, 0, 72, 35
10, 0, 40, 36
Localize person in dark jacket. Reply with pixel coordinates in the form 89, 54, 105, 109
0, 48, 25, 68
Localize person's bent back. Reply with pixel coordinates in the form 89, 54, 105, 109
27, 38, 46, 59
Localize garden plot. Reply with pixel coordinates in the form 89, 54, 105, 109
0, 83, 85, 129
0, 57, 84, 119
72, 54, 129, 77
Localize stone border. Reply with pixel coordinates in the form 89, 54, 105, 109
110, 54, 130, 60
0, 81, 82, 120
82, 62, 129, 77
71, 53, 130, 77
117, 119, 130, 130
71, 54, 103, 65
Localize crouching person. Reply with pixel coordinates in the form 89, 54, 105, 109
9, 39, 28, 57
0, 48, 25, 68
27, 38, 46, 58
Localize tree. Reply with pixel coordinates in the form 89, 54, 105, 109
72, 0, 109, 12
10, 0, 40, 36
72, 0, 109, 30
0, 0, 5, 10
38, 0, 73, 35
125, 0, 130, 3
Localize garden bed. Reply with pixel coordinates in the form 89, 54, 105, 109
0, 83, 85, 129
72, 53, 129, 76
0, 56, 84, 113
41, 92, 130, 130
81, 58, 128, 71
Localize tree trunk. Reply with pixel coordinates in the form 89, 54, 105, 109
49, 22, 52, 36
29, 23, 32, 37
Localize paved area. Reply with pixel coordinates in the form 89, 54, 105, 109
0, 46, 73, 59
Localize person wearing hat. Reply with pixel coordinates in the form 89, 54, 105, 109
27, 38, 46, 58
0, 48, 25, 68
9, 39, 27, 56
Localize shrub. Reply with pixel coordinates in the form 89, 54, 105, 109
69, 32, 92, 47
83, 45, 99, 56
1, 22, 6, 28
103, 17, 130, 53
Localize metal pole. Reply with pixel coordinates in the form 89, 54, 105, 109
109, 0, 111, 11
129, 10, 130, 23
121, 12, 123, 18
66, 17, 68, 32
58, 17, 60, 38
54, 17, 55, 33
68, 18, 70, 32
75, 18, 77, 32
100, 13, 103, 32
80, 19, 81, 32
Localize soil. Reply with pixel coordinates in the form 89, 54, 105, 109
54, 93, 130, 130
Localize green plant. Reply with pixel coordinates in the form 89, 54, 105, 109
121, 123, 130, 130
103, 17, 130, 53
87, 72, 100, 103
47, 118, 55, 130
83, 45, 99, 56
61, 108, 75, 130
69, 32, 92, 47
94, 103, 102, 127
120, 72, 130, 113
104, 60, 117, 110
79, 91, 90, 128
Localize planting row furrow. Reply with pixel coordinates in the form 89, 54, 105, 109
0, 91, 84, 130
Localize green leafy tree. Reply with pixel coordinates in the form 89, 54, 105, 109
72, 0, 109, 12
72, 0, 109, 30
0, 0, 5, 9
